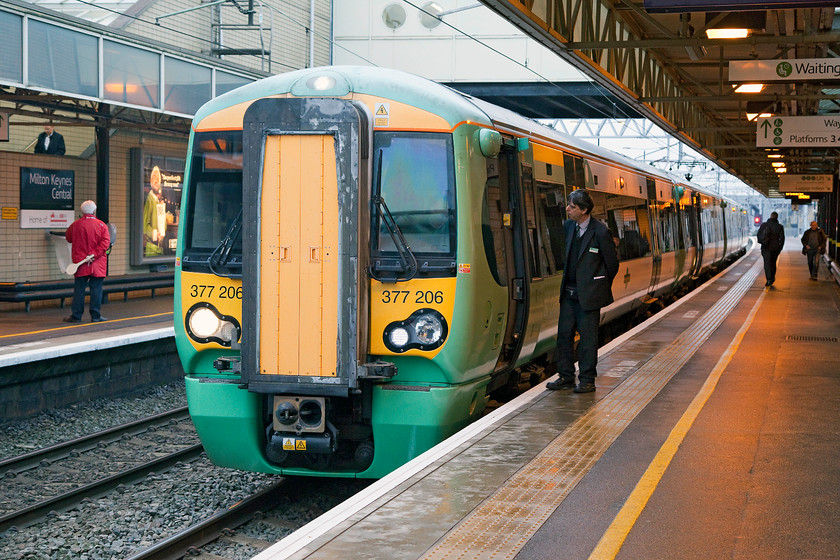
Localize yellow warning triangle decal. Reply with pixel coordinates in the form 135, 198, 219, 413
376, 105, 388, 116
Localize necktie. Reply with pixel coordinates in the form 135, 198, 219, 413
574, 224, 580, 238
44, 135, 50, 150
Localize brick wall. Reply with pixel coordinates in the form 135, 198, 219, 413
0, 339, 183, 422
0, 129, 185, 311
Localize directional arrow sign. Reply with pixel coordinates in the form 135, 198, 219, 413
756, 116, 840, 147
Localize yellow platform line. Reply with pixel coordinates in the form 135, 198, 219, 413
421, 260, 763, 560
588, 280, 767, 560
0, 312, 173, 340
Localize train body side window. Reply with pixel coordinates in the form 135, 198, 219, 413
604, 193, 650, 260
658, 199, 676, 252
521, 163, 540, 278
563, 154, 585, 191
536, 181, 565, 275
483, 157, 508, 286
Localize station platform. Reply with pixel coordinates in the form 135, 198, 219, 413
0, 294, 174, 368
252, 246, 840, 560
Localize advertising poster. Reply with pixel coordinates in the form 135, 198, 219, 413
131, 148, 184, 265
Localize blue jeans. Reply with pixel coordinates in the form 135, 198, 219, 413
71, 275, 104, 320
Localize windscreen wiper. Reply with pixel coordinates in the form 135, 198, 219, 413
370, 150, 418, 283
209, 207, 243, 278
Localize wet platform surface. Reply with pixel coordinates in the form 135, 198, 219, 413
0, 294, 174, 366
252, 247, 840, 560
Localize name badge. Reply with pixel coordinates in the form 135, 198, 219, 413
589, 247, 599, 253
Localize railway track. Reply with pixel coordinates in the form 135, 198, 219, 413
125, 477, 370, 560
0, 406, 202, 533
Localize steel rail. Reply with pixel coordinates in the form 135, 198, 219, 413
124, 480, 291, 560
0, 406, 189, 476
0, 443, 204, 533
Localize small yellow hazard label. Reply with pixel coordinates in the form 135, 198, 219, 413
283, 437, 295, 450
295, 440, 307, 451
374, 102, 390, 127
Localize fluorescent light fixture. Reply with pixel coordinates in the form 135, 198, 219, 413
746, 111, 773, 121
704, 11, 765, 40
771, 161, 786, 168
734, 83, 765, 93
774, 166, 787, 173
707, 28, 750, 39
767, 153, 782, 158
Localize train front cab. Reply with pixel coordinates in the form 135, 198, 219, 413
180, 84, 504, 478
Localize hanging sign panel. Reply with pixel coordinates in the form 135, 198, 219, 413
777, 174, 833, 193
756, 116, 840, 147
731, 58, 840, 82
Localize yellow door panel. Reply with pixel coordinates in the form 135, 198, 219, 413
260, 134, 339, 377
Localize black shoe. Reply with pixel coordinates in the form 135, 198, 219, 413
546, 378, 575, 390
764, 282, 771, 287
574, 382, 596, 393
91, 317, 108, 323
62, 316, 81, 323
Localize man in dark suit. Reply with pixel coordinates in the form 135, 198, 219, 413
547, 189, 619, 393
34, 125, 66, 155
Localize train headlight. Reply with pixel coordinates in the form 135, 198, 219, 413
389, 327, 410, 348
189, 307, 221, 338
415, 314, 443, 345
383, 309, 448, 353
185, 303, 241, 347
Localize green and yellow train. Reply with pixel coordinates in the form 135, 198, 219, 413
175, 66, 749, 478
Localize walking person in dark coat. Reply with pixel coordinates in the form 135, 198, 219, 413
64, 200, 110, 323
34, 125, 66, 155
801, 221, 827, 281
756, 211, 785, 287
546, 189, 619, 394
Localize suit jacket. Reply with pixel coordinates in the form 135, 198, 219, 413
34, 131, 66, 155
560, 218, 620, 311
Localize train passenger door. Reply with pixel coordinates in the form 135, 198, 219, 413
645, 178, 662, 298
689, 193, 703, 277
240, 97, 372, 395
491, 140, 530, 374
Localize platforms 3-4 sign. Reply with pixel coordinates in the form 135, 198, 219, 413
756, 116, 840, 147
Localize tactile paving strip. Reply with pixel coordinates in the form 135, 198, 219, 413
421, 260, 762, 560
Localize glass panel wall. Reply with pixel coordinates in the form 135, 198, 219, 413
164, 58, 211, 115
104, 41, 160, 108
28, 20, 97, 97
0, 11, 22, 83
216, 71, 252, 96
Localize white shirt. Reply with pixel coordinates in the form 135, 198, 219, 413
576, 217, 591, 237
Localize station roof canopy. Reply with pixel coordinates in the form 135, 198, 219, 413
0, 0, 264, 135
481, 0, 840, 197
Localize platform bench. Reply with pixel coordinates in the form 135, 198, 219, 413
0, 273, 174, 312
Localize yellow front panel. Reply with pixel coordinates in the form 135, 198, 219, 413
259, 135, 339, 377
370, 277, 457, 358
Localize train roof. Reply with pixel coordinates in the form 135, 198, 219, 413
193, 65, 740, 207
193, 65, 491, 131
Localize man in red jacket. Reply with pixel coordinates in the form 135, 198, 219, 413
64, 200, 110, 323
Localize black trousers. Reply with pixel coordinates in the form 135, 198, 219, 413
761, 248, 780, 283
554, 290, 600, 384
